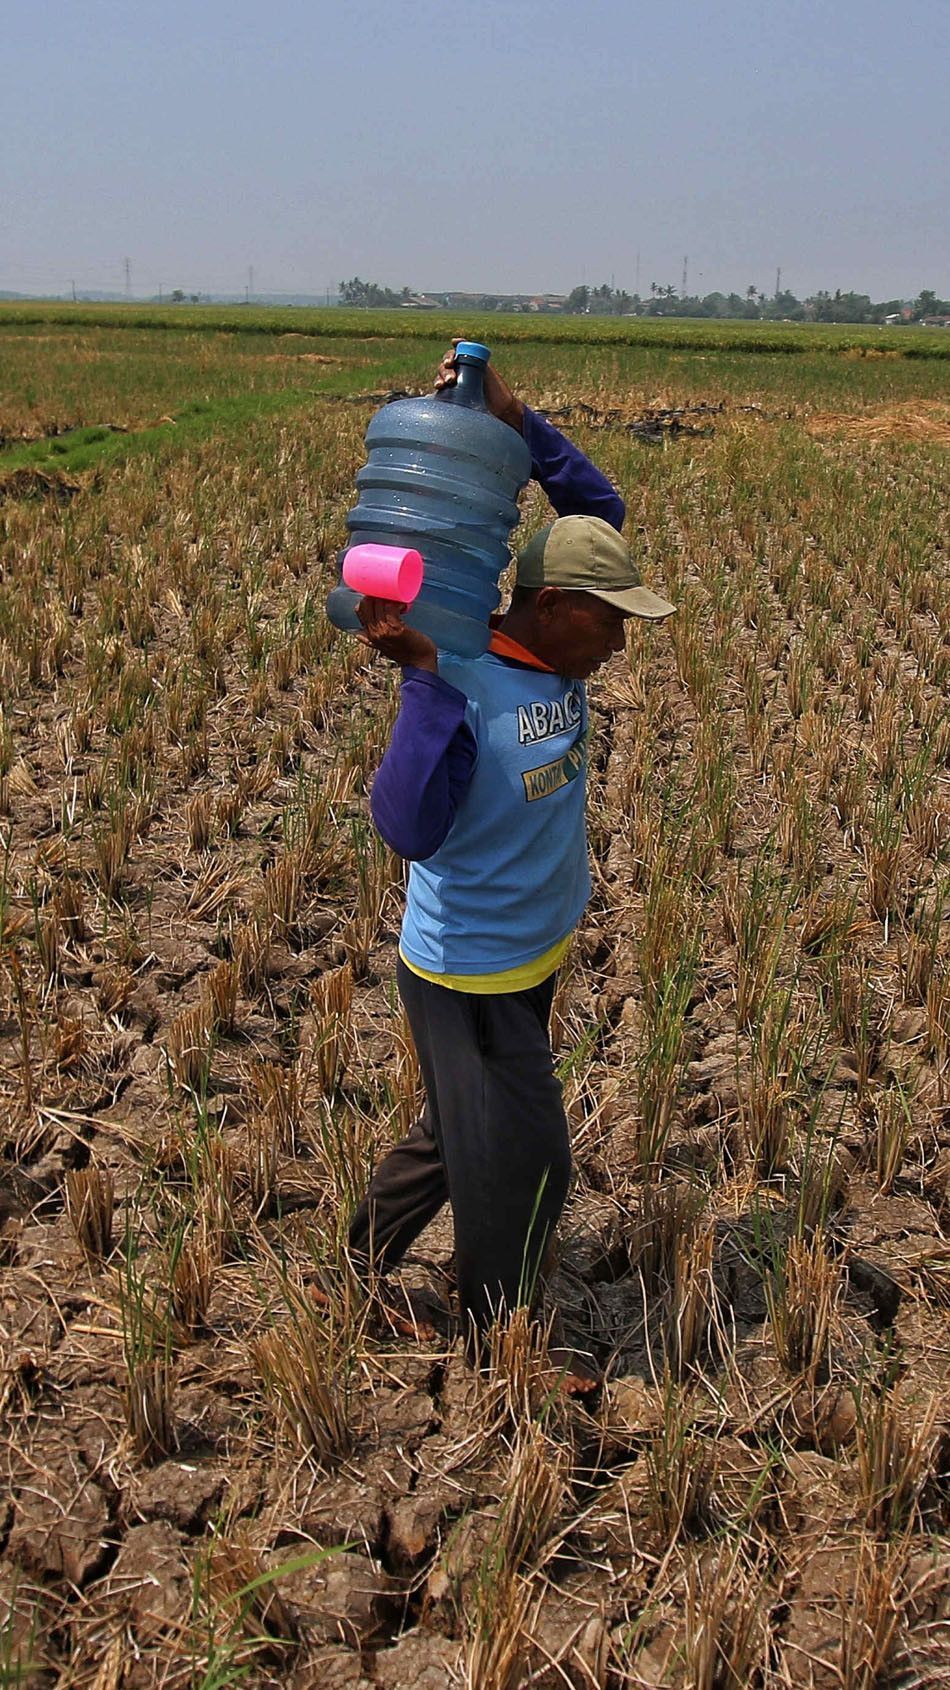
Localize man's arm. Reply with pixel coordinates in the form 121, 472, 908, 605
370, 668, 477, 860
435, 340, 625, 532
522, 406, 625, 532
356, 597, 477, 861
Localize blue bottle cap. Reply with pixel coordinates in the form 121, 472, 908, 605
455, 341, 491, 364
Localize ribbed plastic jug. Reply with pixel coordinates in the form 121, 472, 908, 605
326, 342, 532, 657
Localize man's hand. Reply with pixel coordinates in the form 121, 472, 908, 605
435, 336, 525, 435
356, 597, 438, 673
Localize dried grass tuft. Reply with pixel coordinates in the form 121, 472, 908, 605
855, 1379, 940, 1536
308, 961, 354, 1097
682, 1541, 769, 1689
765, 1231, 842, 1382
64, 1163, 115, 1266
250, 1282, 361, 1469
838, 1534, 912, 1689
122, 1356, 177, 1465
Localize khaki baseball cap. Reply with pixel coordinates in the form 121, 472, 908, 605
516, 515, 675, 620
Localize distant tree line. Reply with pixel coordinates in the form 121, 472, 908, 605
332, 277, 949, 324
561, 283, 949, 323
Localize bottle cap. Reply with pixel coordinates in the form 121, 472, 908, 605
454, 341, 491, 364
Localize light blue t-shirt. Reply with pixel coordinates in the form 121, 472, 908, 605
399, 652, 591, 975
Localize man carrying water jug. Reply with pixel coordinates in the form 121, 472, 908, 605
348, 341, 674, 1393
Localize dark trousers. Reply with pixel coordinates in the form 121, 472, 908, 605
349, 957, 571, 1339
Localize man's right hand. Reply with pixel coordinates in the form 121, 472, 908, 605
356, 597, 438, 673
435, 337, 525, 435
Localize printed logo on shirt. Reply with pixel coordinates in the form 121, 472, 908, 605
522, 727, 589, 802
516, 687, 582, 746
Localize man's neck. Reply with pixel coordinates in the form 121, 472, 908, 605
497, 607, 544, 660
491, 613, 556, 674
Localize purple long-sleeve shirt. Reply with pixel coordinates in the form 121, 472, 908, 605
522, 408, 625, 529
371, 406, 624, 862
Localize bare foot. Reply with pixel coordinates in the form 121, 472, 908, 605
376, 1284, 454, 1343
547, 1345, 602, 1397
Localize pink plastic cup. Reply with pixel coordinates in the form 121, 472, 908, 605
342, 543, 424, 604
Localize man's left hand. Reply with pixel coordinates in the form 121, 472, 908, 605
435, 337, 525, 435
356, 597, 438, 672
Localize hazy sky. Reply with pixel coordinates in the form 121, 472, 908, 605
4, 0, 948, 301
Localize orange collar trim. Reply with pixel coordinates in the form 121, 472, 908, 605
488, 629, 555, 672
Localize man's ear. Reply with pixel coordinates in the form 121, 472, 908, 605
535, 585, 565, 621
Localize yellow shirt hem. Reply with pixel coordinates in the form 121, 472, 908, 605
399, 931, 573, 994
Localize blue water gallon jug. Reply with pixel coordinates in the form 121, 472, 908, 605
326, 341, 532, 657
